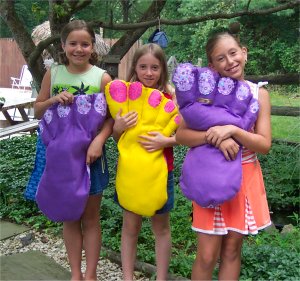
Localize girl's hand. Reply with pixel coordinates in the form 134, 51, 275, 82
206, 125, 236, 147
52, 90, 74, 105
113, 109, 138, 134
138, 131, 168, 152
218, 138, 240, 161
86, 142, 103, 165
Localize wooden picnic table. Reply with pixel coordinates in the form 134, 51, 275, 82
0, 97, 36, 125
0, 97, 38, 138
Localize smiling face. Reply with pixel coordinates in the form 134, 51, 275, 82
135, 53, 162, 89
62, 29, 94, 71
209, 35, 247, 80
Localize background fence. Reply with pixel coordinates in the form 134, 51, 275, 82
0, 39, 27, 88
0, 38, 141, 88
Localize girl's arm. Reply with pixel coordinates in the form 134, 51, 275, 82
175, 118, 207, 147
176, 118, 240, 160
206, 87, 272, 154
138, 133, 177, 152
34, 70, 52, 119
100, 72, 112, 92
86, 71, 114, 165
34, 69, 74, 119
86, 117, 114, 165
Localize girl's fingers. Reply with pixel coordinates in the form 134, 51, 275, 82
227, 149, 234, 160
216, 138, 222, 148
57, 92, 73, 105
116, 108, 122, 117
124, 111, 137, 118
223, 150, 230, 161
138, 135, 149, 140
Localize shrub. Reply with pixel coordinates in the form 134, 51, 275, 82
241, 229, 300, 280
258, 142, 300, 211
0, 135, 299, 279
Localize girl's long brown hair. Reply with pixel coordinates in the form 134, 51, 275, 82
59, 20, 98, 65
127, 43, 169, 92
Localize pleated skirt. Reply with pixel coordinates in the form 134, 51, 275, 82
192, 160, 271, 235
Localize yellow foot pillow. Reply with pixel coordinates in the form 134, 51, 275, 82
105, 80, 179, 216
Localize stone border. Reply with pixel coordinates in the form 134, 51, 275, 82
102, 247, 189, 281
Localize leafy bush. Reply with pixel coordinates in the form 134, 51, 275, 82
241, 229, 300, 280
258, 143, 300, 211
1, 134, 299, 279
0, 134, 59, 229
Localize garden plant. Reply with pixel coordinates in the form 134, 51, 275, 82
1, 87, 299, 279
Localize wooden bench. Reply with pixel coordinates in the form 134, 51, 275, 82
0, 120, 39, 138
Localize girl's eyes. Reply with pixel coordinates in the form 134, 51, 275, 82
216, 51, 237, 62
68, 42, 91, 48
138, 65, 160, 70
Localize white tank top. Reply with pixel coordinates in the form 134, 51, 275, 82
241, 81, 268, 164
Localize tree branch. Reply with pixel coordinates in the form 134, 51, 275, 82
89, 0, 299, 30
69, 0, 93, 15
245, 0, 252, 11
28, 35, 60, 65
100, 0, 167, 78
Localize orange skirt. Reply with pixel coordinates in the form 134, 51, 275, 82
192, 160, 271, 235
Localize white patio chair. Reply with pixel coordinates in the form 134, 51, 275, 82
11, 65, 32, 90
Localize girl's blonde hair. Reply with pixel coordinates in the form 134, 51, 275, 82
127, 43, 169, 92
206, 31, 243, 63
59, 20, 98, 65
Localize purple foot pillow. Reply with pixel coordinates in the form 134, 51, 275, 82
172, 63, 259, 208
36, 93, 107, 222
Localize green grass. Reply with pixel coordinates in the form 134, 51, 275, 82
269, 87, 300, 142
271, 115, 300, 142
270, 89, 300, 107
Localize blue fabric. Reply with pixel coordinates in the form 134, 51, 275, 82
156, 171, 174, 214
89, 146, 110, 195
24, 132, 46, 201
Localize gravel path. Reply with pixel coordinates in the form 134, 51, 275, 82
0, 229, 149, 281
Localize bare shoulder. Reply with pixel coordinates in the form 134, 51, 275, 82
36, 69, 51, 102
43, 68, 51, 81
258, 86, 271, 114
259, 86, 269, 96
100, 72, 112, 91
258, 86, 271, 103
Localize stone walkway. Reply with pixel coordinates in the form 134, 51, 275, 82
0, 220, 187, 280
0, 221, 144, 280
